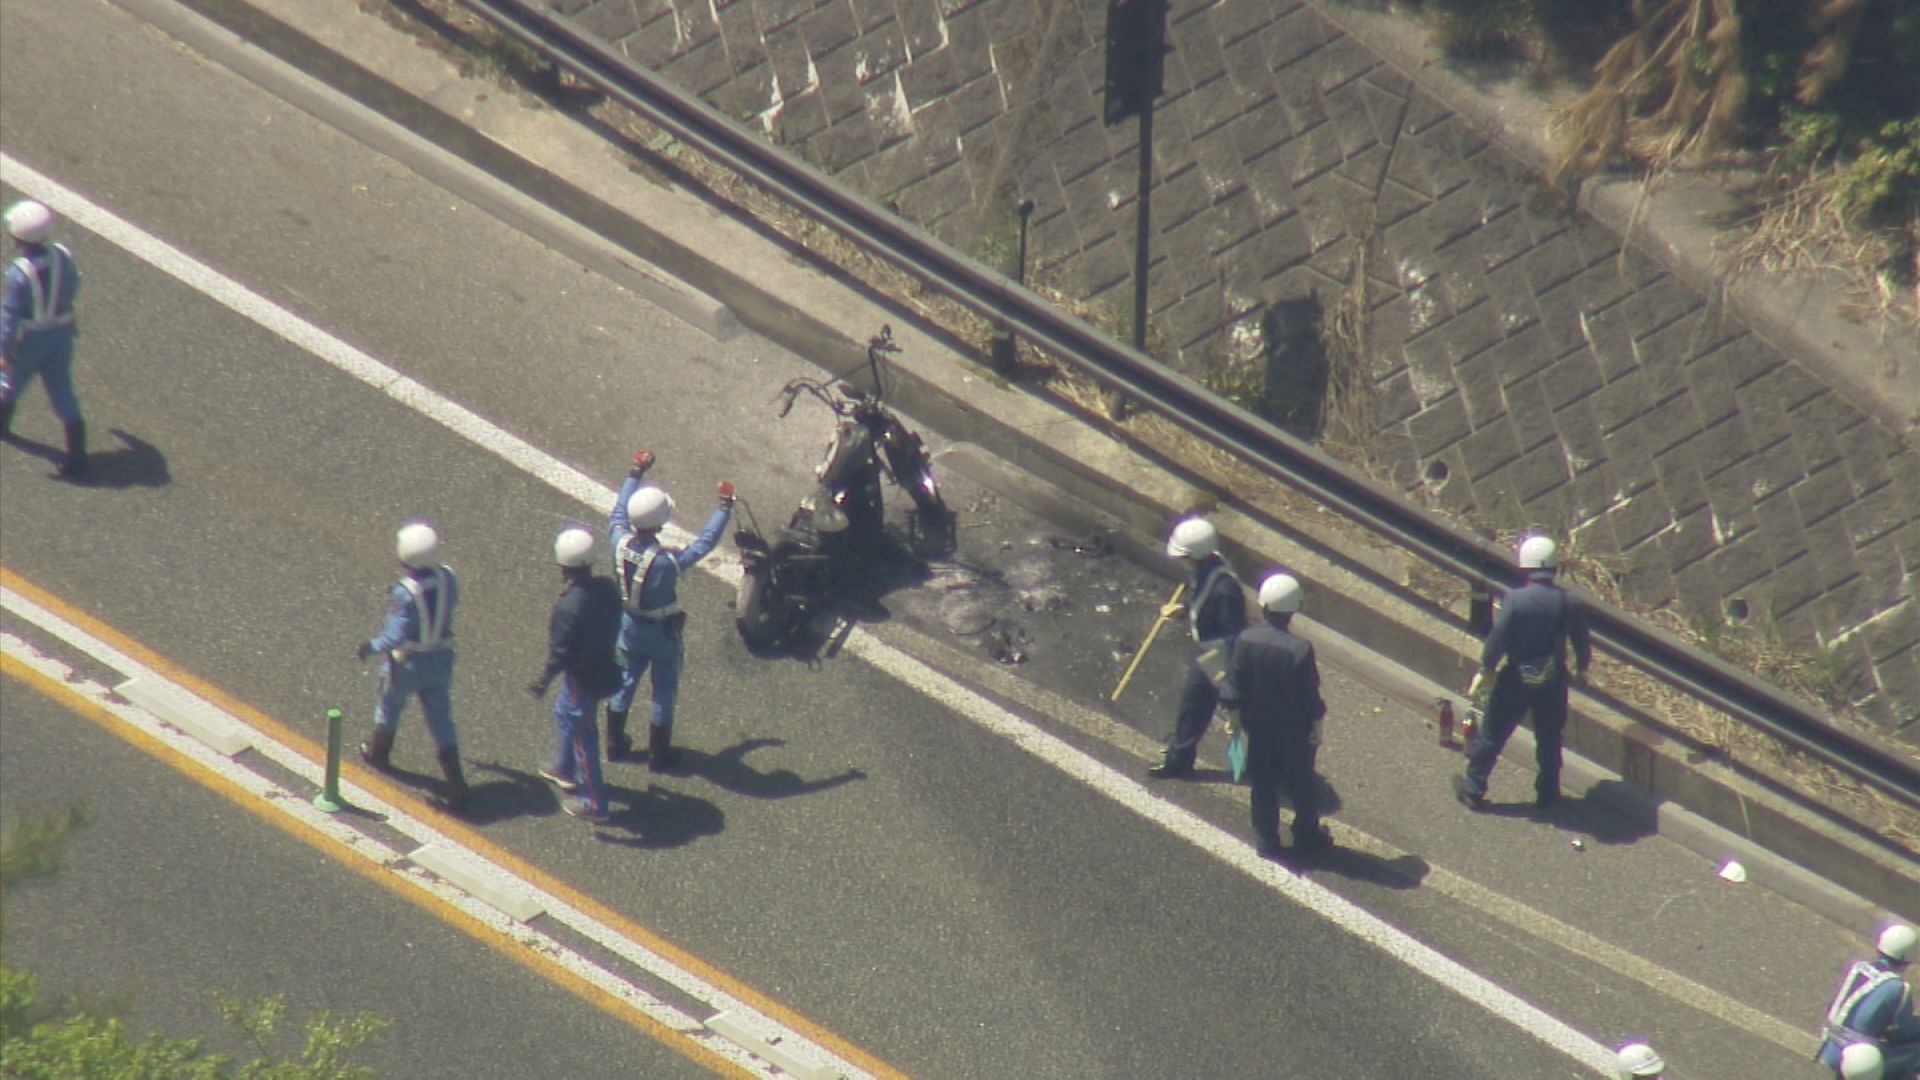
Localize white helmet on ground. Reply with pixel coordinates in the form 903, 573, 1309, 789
4, 200, 53, 243
1614, 1042, 1664, 1078
395, 523, 440, 568
626, 485, 674, 530
1258, 572, 1303, 614
1840, 1042, 1885, 1079
1877, 923, 1918, 964
1517, 533, 1558, 570
1165, 517, 1218, 559
553, 527, 595, 568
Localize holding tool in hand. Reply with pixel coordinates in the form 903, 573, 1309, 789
1111, 583, 1186, 702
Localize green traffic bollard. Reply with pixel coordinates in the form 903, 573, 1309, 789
314, 707, 345, 812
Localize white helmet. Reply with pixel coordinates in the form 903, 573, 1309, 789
1877, 923, 1918, 964
1517, 533, 1558, 570
395, 523, 440, 568
1613, 1042, 1664, 1078
1258, 572, 1303, 614
626, 485, 674, 530
553, 527, 595, 568
1165, 518, 1218, 559
4, 200, 53, 243
1840, 1042, 1885, 1079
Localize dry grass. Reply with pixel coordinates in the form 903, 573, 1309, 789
369, 0, 1920, 857
1549, 0, 1746, 187
1720, 167, 1920, 366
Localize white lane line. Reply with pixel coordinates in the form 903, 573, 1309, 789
2, 153, 1618, 1073
0, 596, 868, 1080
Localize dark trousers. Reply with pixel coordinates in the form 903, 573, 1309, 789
1248, 734, 1319, 849
1462, 666, 1568, 800
1161, 658, 1219, 766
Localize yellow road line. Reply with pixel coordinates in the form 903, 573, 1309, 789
2, 652, 752, 1077
1, 567, 905, 1079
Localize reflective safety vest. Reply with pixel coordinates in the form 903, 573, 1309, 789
1189, 560, 1243, 687
11, 245, 76, 332
396, 568, 453, 654
617, 541, 679, 619
1824, 961, 1909, 1045
1188, 560, 1242, 642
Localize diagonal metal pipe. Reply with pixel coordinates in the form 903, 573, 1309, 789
457, 0, 1920, 813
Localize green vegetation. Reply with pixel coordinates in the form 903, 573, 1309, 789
2, 810, 390, 1078
1406, 0, 1920, 304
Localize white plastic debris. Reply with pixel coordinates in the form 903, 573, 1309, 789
1717, 860, 1748, 883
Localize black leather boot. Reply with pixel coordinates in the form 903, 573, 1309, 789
359, 726, 395, 770
58, 420, 87, 478
605, 708, 634, 759
436, 747, 469, 810
647, 723, 678, 772
0, 397, 15, 439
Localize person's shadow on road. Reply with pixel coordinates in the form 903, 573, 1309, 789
4, 427, 170, 487
591, 782, 725, 849
1292, 845, 1430, 889
1479, 779, 1657, 846
690, 737, 866, 799
462, 761, 574, 825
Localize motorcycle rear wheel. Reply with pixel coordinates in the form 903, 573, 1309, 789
735, 567, 791, 646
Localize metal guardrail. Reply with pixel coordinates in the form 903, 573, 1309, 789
457, 0, 1920, 813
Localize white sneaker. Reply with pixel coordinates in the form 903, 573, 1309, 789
538, 766, 578, 793
564, 800, 611, 825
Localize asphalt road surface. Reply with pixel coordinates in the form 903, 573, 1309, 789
0, 0, 1864, 1076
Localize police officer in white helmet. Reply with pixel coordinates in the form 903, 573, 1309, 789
1, 199, 87, 477
1146, 517, 1247, 779
1841, 1042, 1887, 1080
531, 527, 626, 824
356, 522, 466, 809
1818, 923, 1920, 1079
601, 449, 735, 769
1453, 531, 1592, 812
1614, 1042, 1665, 1078
1218, 570, 1329, 860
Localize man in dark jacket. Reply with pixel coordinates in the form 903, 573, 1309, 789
1454, 532, 1592, 811
1147, 517, 1248, 779
530, 526, 625, 824
1220, 571, 1329, 860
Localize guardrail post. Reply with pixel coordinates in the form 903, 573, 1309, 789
1468, 584, 1493, 638
989, 199, 1035, 377
314, 707, 345, 813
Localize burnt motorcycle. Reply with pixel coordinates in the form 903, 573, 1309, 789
733, 326, 950, 647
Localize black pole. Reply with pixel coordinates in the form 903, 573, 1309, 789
1133, 102, 1152, 354
1015, 197, 1034, 284
990, 199, 1036, 376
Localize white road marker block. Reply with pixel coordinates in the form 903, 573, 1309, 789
408, 842, 546, 922
706, 1010, 837, 1080
114, 676, 253, 756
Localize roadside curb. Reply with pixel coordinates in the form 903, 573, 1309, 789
189, 0, 1918, 927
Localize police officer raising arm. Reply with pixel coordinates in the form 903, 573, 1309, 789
1218, 571, 1330, 861
602, 449, 734, 770
531, 527, 625, 825
1146, 517, 1248, 779
357, 523, 467, 810
1453, 532, 1592, 812
1, 200, 87, 477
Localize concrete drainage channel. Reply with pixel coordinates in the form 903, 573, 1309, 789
148, 0, 1918, 927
